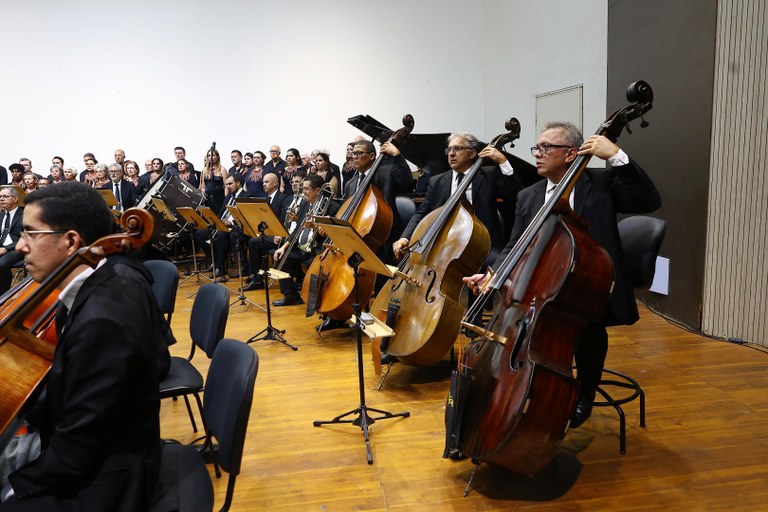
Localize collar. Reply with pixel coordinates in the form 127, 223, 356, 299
57, 259, 106, 311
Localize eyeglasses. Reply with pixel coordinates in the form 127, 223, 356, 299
352, 151, 372, 157
269, 150, 279, 153
530, 144, 574, 156
0, 195, 13, 199
20, 230, 67, 243
444, 145, 472, 155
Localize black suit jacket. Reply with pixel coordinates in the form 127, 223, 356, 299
403, 165, 521, 250
342, 154, 413, 243
0, 207, 23, 251
101, 180, 138, 209
9, 263, 160, 510
268, 191, 292, 225
495, 159, 661, 326
0, 166, 7, 185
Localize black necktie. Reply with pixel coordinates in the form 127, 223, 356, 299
114, 184, 122, 209
1, 213, 10, 241
456, 173, 465, 186
55, 303, 68, 338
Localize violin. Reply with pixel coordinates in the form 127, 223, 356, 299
0, 208, 154, 451
450, 81, 654, 474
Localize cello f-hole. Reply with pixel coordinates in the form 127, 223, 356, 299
424, 269, 437, 303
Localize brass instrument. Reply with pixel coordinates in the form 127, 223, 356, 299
297, 182, 335, 253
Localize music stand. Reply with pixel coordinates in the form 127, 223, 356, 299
176, 207, 214, 286
98, 190, 121, 220
197, 206, 228, 283
311, 217, 409, 464
225, 204, 266, 312
235, 201, 297, 351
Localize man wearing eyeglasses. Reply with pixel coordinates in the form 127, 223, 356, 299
0, 186, 24, 293
100, 163, 137, 210
2, 182, 160, 510
464, 121, 660, 429
264, 145, 286, 176
392, 132, 522, 267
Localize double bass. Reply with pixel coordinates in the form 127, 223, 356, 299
0, 208, 153, 451
302, 114, 414, 320
451, 81, 654, 474
372, 118, 522, 366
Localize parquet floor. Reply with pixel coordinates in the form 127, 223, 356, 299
160, 276, 768, 511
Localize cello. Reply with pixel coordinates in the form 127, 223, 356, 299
372, 118, 522, 366
451, 81, 654, 474
0, 208, 153, 451
302, 114, 414, 320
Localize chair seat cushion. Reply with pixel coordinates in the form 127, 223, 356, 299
158, 357, 204, 398
150, 442, 213, 512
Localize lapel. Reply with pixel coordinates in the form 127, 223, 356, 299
57, 265, 112, 340
574, 172, 591, 216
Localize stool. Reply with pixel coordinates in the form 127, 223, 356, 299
593, 368, 646, 454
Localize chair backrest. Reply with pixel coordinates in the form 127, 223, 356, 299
617, 216, 667, 290
143, 259, 180, 320
395, 195, 416, 228
204, 339, 258, 511
190, 283, 230, 358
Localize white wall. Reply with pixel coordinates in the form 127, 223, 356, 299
0, 0, 605, 174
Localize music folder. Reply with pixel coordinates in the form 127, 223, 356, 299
312, 217, 393, 279
235, 200, 288, 238
97, 189, 118, 208
151, 197, 176, 222
198, 206, 230, 233
175, 206, 208, 230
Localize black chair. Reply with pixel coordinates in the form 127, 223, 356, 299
159, 283, 230, 433
144, 259, 180, 324
593, 215, 667, 453
151, 338, 258, 512
395, 195, 416, 228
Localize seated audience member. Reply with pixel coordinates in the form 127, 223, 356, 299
0, 182, 161, 510
0, 186, 24, 294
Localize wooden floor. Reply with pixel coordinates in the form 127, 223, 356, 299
161, 275, 768, 511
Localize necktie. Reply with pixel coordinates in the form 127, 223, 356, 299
1, 213, 10, 241
456, 173, 465, 186
55, 303, 68, 338
114, 184, 122, 209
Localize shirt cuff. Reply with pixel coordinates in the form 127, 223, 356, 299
608, 149, 630, 166
499, 160, 514, 175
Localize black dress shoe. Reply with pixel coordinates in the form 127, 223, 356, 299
316, 317, 348, 332
245, 274, 255, 284
570, 391, 596, 429
272, 295, 304, 306
380, 352, 398, 365
241, 280, 265, 291
229, 272, 241, 279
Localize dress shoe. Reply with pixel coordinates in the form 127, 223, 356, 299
380, 352, 398, 365
229, 272, 241, 279
272, 295, 304, 307
245, 274, 255, 284
570, 390, 596, 429
241, 280, 264, 291
213, 268, 222, 278
316, 317, 348, 332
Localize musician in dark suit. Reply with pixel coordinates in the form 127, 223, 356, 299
242, 173, 292, 290
0, 186, 24, 294
101, 163, 138, 210
343, 139, 414, 245
465, 121, 661, 428
271, 174, 340, 306
3, 182, 160, 510
393, 132, 522, 267
194, 172, 249, 280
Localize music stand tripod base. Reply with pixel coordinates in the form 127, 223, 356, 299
247, 271, 297, 351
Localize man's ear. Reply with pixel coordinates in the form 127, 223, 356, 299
64, 230, 82, 255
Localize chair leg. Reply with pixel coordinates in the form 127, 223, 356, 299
183, 395, 198, 433
220, 475, 237, 512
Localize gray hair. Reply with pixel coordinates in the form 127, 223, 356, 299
95, 163, 109, 172
543, 121, 584, 147
447, 132, 481, 151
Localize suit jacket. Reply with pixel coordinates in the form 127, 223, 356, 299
403, 165, 521, 250
293, 197, 341, 255
101, 180, 138, 209
0, 166, 7, 185
9, 263, 160, 511
495, 159, 661, 326
268, 190, 292, 225
0, 207, 23, 252
342, 154, 413, 243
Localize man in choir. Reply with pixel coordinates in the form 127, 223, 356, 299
271, 174, 339, 307
464, 121, 661, 428
264, 145, 286, 175
0, 186, 24, 294
242, 173, 291, 290
229, 150, 244, 175
392, 132, 522, 268
101, 163, 137, 210
1, 182, 160, 510
113, 149, 126, 166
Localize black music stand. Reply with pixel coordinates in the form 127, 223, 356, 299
224, 203, 266, 313
176, 207, 214, 286
197, 206, 227, 282
234, 201, 297, 351
311, 217, 409, 464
